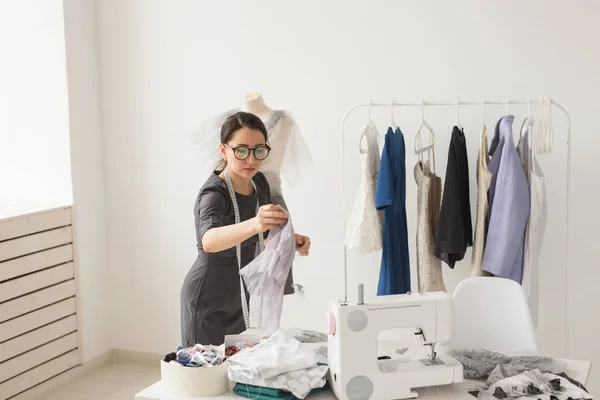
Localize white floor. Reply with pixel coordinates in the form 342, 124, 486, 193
37, 362, 160, 400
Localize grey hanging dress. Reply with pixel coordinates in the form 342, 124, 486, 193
414, 160, 446, 292
180, 171, 271, 346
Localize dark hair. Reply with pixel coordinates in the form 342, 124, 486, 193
217, 112, 269, 170
221, 111, 268, 144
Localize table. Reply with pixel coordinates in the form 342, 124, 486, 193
135, 357, 591, 400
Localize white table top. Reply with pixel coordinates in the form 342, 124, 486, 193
135, 357, 591, 400
134, 380, 479, 400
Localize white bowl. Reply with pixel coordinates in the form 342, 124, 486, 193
160, 360, 230, 397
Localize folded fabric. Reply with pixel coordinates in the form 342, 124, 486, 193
445, 348, 566, 380
228, 330, 317, 380
230, 366, 328, 400
477, 369, 593, 399
234, 383, 329, 400
234, 384, 297, 400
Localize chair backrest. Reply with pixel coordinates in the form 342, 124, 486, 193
447, 277, 538, 354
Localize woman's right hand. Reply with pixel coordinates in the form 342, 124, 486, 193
253, 204, 288, 233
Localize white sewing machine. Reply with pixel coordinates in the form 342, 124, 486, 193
326, 284, 463, 400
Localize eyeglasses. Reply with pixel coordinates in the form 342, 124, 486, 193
224, 144, 271, 161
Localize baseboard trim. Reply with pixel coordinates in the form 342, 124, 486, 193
10, 349, 114, 400
113, 348, 163, 365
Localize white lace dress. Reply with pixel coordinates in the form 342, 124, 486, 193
345, 123, 383, 253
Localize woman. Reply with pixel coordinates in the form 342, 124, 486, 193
181, 111, 311, 347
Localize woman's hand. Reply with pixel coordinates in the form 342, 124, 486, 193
253, 204, 288, 233
295, 234, 311, 256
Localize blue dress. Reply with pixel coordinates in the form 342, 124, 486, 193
375, 127, 411, 295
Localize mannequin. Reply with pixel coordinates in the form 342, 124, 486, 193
242, 92, 273, 121
189, 93, 313, 296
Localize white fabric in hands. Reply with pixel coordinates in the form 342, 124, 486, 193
227, 330, 328, 399
240, 207, 295, 336
345, 122, 383, 252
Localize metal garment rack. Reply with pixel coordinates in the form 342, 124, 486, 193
340, 98, 572, 356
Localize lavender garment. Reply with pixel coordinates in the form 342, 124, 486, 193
240, 207, 295, 336
482, 116, 530, 282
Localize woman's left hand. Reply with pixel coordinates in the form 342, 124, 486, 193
295, 234, 311, 256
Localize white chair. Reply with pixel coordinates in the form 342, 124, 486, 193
447, 277, 538, 355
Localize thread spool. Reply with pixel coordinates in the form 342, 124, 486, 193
356, 282, 364, 305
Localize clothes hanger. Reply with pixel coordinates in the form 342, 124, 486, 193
414, 99, 435, 154
414, 98, 436, 172
390, 98, 398, 131
505, 95, 509, 115
528, 96, 535, 164
481, 98, 486, 129
455, 96, 462, 129
520, 96, 532, 140
359, 100, 373, 152
480, 98, 489, 154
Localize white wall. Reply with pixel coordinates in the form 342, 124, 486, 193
62, 0, 111, 362
0, 0, 110, 364
0, 0, 72, 209
95, 0, 600, 391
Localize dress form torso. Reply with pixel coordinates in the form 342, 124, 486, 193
242, 92, 273, 121
189, 92, 312, 197
241, 93, 301, 196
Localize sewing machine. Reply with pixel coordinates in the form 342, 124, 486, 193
326, 284, 463, 400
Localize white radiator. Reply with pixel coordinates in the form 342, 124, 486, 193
0, 206, 81, 400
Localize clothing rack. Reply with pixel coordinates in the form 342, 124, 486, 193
340, 98, 572, 355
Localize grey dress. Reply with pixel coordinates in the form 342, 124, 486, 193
180, 171, 271, 347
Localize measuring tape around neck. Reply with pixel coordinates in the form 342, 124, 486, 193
223, 168, 265, 329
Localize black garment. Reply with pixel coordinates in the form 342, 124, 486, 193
434, 126, 473, 268
180, 171, 271, 347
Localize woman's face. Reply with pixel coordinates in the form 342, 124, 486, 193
220, 127, 268, 179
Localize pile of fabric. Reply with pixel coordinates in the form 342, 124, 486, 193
445, 348, 593, 399
447, 348, 565, 380
163, 344, 226, 367
478, 369, 591, 399
163, 340, 257, 368
227, 329, 329, 399
225, 342, 256, 357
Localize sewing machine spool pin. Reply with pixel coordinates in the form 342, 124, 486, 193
356, 283, 364, 305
